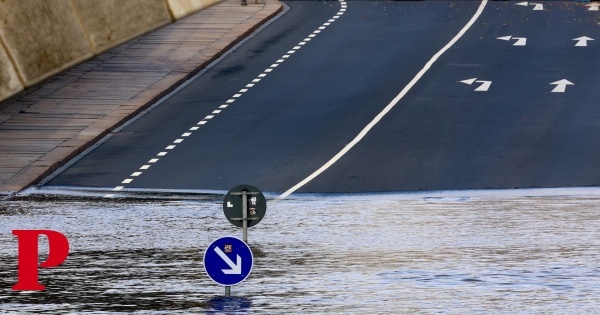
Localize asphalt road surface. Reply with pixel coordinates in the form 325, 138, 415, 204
46, 1, 600, 195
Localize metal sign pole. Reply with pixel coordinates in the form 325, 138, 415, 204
242, 190, 248, 243
225, 286, 231, 297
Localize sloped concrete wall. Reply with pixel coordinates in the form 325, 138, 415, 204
0, 0, 93, 89
0, 40, 23, 99
0, 0, 223, 103
71, 0, 172, 53
167, 0, 223, 19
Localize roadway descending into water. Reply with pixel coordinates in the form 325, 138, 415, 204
46, 1, 600, 196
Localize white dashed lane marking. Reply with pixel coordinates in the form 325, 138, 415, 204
104, 1, 348, 197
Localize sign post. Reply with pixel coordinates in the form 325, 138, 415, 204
223, 185, 267, 244
204, 236, 253, 297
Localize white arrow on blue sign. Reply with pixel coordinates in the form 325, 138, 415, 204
204, 236, 253, 286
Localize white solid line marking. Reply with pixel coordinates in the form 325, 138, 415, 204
278, 0, 489, 200
131, 172, 142, 177
113, 186, 124, 191
140, 165, 150, 170
166, 145, 176, 150
157, 152, 167, 156
149, 159, 159, 163
122, 179, 133, 184
104, 194, 115, 198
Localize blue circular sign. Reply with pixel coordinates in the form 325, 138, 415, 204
203, 236, 253, 286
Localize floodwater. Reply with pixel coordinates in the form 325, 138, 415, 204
1, 188, 599, 314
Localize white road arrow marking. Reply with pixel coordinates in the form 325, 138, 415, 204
214, 247, 242, 274
497, 36, 527, 46
550, 79, 574, 93
460, 78, 477, 85
587, 3, 599, 11
515, 2, 543, 10
573, 36, 594, 47
460, 78, 492, 92
532, 3, 543, 10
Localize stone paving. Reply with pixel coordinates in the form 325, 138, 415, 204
0, 0, 282, 196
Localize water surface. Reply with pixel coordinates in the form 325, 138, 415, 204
1, 188, 599, 313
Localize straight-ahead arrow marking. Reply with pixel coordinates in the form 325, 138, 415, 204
214, 247, 242, 275
550, 79, 574, 93
460, 78, 492, 92
573, 36, 594, 47
587, 3, 599, 11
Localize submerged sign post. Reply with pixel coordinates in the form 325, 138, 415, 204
203, 236, 253, 294
204, 185, 266, 296
222, 184, 267, 243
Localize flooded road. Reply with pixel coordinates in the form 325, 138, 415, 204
1, 188, 599, 314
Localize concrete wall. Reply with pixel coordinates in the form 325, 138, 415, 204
0, 0, 223, 103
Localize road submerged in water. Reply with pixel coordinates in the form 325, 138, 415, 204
1, 188, 599, 314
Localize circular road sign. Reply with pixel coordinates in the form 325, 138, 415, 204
203, 236, 253, 286
222, 184, 266, 228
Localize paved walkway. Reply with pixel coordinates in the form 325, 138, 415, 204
0, 0, 282, 196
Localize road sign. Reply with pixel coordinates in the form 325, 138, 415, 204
204, 236, 253, 286
223, 185, 267, 228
